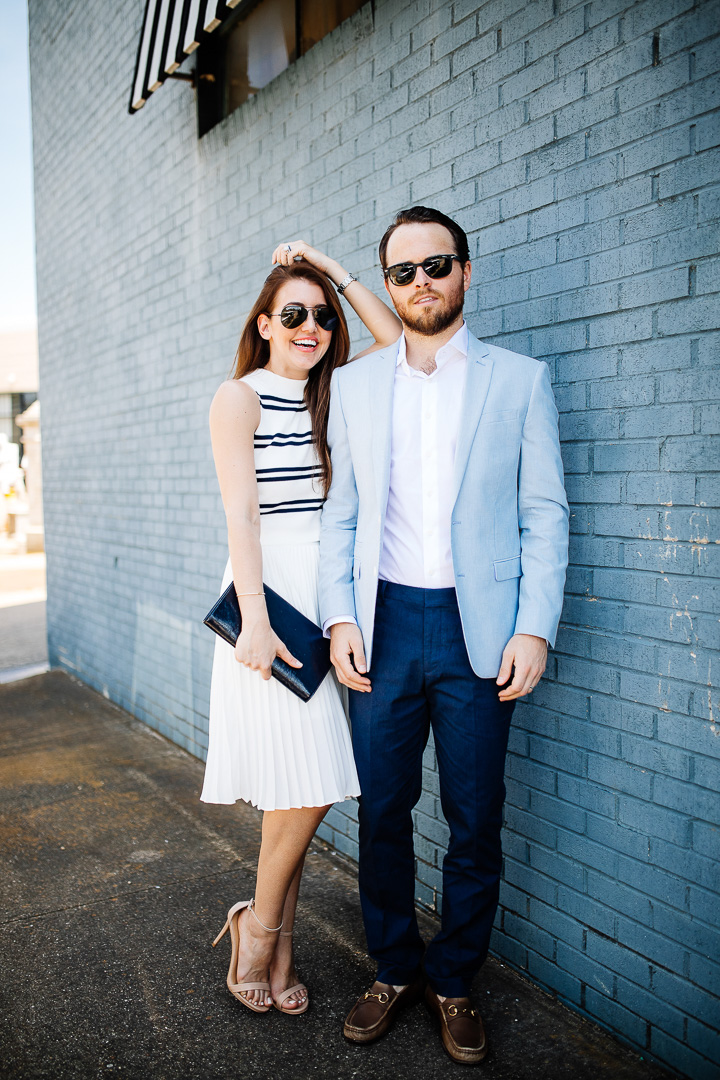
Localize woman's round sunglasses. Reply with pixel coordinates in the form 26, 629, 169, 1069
383, 253, 462, 287
266, 303, 338, 331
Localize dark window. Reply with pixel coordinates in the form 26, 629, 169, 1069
197, 0, 367, 136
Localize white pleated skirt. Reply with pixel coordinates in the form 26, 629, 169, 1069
200, 541, 360, 811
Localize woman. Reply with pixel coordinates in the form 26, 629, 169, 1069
201, 242, 401, 1015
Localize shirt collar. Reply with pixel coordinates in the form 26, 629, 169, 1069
396, 321, 468, 378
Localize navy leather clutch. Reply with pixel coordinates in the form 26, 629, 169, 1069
203, 582, 331, 702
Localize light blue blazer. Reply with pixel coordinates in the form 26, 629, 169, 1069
318, 331, 569, 678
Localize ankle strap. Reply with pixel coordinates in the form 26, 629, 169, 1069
249, 898, 283, 933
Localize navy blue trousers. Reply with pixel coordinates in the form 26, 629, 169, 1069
349, 581, 515, 998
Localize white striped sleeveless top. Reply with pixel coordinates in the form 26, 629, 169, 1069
243, 366, 323, 545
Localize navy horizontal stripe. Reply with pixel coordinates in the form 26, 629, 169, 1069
258, 393, 306, 404
257, 394, 307, 413
256, 465, 321, 474
259, 497, 324, 509
260, 504, 324, 516
259, 475, 322, 484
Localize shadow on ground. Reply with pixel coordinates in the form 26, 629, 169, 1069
0, 672, 675, 1079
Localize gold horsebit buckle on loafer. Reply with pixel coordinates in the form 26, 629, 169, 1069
363, 990, 390, 1003
447, 1003, 478, 1017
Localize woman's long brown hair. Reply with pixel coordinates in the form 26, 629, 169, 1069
232, 262, 350, 496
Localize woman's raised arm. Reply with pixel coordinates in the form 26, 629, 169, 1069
271, 239, 401, 357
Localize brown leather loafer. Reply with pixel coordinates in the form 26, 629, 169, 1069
343, 978, 425, 1043
425, 986, 487, 1064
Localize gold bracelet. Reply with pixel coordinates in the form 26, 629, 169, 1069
236, 590, 265, 596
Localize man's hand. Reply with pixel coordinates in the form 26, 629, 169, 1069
496, 634, 547, 701
330, 623, 371, 692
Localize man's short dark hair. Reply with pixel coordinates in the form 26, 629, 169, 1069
378, 206, 470, 269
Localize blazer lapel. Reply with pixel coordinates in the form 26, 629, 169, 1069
452, 335, 493, 502
368, 345, 398, 510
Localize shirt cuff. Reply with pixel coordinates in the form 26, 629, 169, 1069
322, 615, 357, 638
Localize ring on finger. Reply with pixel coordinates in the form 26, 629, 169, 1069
285, 244, 292, 253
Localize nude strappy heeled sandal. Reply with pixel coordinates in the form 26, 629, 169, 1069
272, 928, 309, 1015
212, 898, 283, 1014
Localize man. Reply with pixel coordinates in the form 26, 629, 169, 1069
319, 206, 568, 1064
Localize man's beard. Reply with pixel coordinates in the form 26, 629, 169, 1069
398, 281, 465, 336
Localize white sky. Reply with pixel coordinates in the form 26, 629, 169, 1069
0, 0, 36, 333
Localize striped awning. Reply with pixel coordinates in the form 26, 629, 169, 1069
129, 0, 242, 113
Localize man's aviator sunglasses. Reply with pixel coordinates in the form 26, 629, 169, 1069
383, 253, 462, 287
266, 304, 338, 331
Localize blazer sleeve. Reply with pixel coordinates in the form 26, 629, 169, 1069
318, 369, 359, 626
514, 361, 569, 646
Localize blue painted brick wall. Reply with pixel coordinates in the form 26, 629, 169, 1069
30, 1, 719, 1076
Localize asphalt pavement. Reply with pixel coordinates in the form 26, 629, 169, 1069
0, 666, 676, 1080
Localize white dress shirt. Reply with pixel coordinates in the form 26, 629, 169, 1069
379, 322, 468, 587
324, 323, 468, 633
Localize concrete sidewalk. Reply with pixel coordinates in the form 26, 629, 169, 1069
0, 671, 674, 1080
0, 550, 48, 682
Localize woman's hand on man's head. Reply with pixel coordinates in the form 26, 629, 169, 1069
272, 240, 332, 276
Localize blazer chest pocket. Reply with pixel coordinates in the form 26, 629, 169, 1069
482, 409, 523, 425
494, 555, 521, 581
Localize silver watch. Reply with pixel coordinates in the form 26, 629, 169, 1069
337, 273, 357, 294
